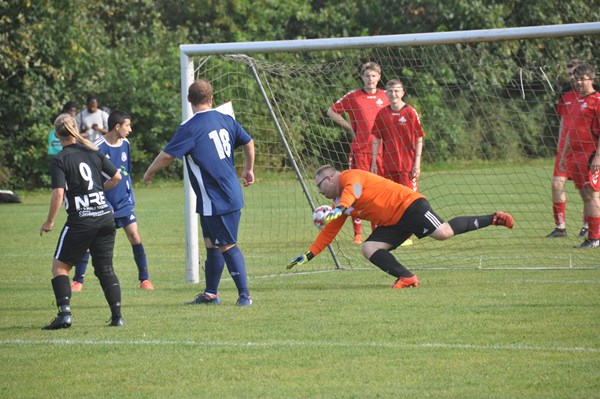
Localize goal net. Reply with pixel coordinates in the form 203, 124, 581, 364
180, 23, 600, 280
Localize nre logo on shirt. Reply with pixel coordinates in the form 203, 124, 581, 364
74, 192, 107, 210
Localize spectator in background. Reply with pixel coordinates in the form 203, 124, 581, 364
77, 95, 109, 143
326, 62, 389, 244
48, 101, 78, 156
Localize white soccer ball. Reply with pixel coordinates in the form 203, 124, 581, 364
312, 205, 332, 230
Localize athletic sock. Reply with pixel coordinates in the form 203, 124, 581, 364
222, 245, 249, 297
73, 251, 90, 284
353, 217, 362, 236
132, 243, 149, 281
587, 216, 600, 240
369, 249, 413, 278
51, 275, 71, 311
448, 215, 494, 235
553, 202, 566, 228
98, 274, 122, 319
204, 247, 225, 295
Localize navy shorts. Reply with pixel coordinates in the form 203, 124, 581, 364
366, 198, 445, 250
200, 210, 241, 247
114, 212, 137, 229
54, 223, 116, 265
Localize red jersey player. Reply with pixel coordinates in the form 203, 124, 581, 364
547, 59, 590, 239
558, 63, 600, 248
371, 79, 424, 192
327, 62, 389, 244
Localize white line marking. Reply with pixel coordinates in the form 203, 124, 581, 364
0, 339, 596, 353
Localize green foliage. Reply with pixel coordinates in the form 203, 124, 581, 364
0, 1, 599, 188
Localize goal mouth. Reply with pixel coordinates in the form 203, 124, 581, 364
178, 23, 600, 280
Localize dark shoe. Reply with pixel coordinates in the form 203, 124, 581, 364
43, 313, 72, 330
577, 239, 599, 249
108, 317, 125, 327
236, 295, 253, 307
545, 228, 567, 238
185, 292, 220, 305
578, 227, 589, 238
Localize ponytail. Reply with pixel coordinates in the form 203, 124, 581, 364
54, 114, 98, 151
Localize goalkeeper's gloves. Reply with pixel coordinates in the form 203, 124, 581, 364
286, 251, 314, 270
324, 206, 345, 225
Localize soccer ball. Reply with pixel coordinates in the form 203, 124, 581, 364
312, 205, 332, 230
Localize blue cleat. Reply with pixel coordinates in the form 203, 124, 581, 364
236, 295, 253, 307
186, 292, 221, 305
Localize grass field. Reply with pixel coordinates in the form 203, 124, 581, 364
1, 165, 599, 398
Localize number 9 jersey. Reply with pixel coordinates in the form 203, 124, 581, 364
51, 143, 118, 228
162, 109, 253, 216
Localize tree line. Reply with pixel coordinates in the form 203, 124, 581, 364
1, 0, 598, 188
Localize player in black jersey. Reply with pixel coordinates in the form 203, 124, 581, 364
40, 113, 124, 329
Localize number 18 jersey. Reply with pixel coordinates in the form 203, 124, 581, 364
163, 109, 252, 216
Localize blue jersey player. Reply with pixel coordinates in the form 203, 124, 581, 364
144, 78, 255, 306
72, 110, 154, 291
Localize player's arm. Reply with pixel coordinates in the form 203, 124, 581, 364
40, 188, 64, 236
143, 151, 175, 184
104, 170, 122, 192
286, 215, 346, 270
412, 136, 423, 178
327, 107, 354, 136
371, 138, 381, 174
242, 139, 255, 187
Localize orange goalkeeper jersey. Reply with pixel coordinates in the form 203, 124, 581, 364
309, 169, 424, 256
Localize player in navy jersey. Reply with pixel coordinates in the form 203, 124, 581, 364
144, 78, 255, 306
39, 113, 124, 329
71, 110, 154, 291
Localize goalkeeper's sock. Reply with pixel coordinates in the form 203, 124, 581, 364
369, 249, 413, 278
552, 202, 566, 228
222, 245, 250, 297
73, 251, 90, 284
448, 215, 494, 235
204, 247, 225, 295
132, 243, 149, 281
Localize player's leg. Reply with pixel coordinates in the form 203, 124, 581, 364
547, 175, 568, 237
362, 229, 419, 288
90, 225, 124, 326
579, 186, 600, 248
43, 226, 91, 330
348, 152, 363, 244
71, 250, 90, 292
120, 217, 153, 290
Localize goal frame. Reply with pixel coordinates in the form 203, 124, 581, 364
179, 22, 600, 283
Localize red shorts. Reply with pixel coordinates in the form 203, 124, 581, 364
384, 171, 418, 191
349, 152, 383, 175
566, 151, 597, 190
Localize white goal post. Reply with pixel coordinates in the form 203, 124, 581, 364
179, 22, 600, 283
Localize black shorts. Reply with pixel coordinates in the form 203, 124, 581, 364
54, 223, 116, 265
366, 198, 444, 249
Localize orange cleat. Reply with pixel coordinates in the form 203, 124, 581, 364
492, 211, 514, 229
392, 275, 419, 289
140, 280, 154, 290
353, 234, 363, 245
71, 281, 83, 292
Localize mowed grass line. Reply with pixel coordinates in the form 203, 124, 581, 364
0, 168, 599, 398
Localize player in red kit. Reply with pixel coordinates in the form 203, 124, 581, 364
327, 62, 389, 244
371, 79, 424, 192
558, 63, 600, 248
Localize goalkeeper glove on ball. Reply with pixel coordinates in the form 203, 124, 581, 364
324, 206, 345, 224
286, 251, 314, 270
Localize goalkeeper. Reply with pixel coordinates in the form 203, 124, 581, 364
287, 165, 514, 288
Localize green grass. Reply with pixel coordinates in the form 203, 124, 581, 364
1, 165, 599, 398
